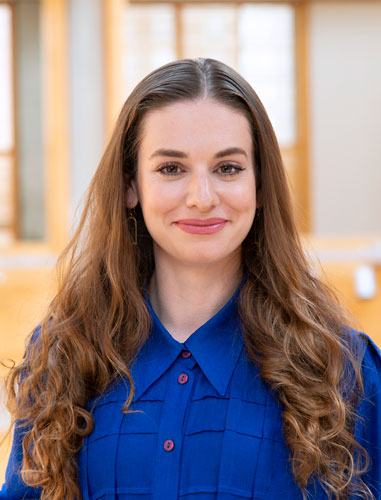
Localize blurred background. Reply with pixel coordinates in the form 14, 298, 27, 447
1, 0, 381, 481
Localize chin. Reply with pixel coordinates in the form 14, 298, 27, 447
154, 238, 241, 266
174, 246, 238, 266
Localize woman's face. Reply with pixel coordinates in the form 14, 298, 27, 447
126, 98, 258, 268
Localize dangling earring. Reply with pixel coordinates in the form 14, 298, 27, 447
127, 208, 137, 245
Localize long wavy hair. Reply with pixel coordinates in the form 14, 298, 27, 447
3, 58, 373, 500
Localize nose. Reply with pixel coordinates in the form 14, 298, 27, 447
185, 170, 219, 211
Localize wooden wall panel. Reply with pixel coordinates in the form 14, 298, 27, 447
41, 0, 69, 252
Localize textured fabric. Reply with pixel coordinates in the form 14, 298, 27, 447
1, 280, 380, 500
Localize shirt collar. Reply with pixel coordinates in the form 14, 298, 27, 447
130, 275, 246, 401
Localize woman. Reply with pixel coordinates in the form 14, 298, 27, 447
1, 58, 380, 500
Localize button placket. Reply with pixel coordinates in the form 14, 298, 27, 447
178, 350, 197, 371
152, 360, 194, 500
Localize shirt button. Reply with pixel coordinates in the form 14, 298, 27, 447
178, 373, 189, 384
164, 439, 175, 451
181, 350, 191, 358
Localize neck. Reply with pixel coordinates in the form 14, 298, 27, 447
147, 250, 243, 343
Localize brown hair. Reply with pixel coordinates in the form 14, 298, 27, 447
3, 58, 373, 500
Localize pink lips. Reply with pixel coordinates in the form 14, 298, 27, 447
174, 218, 228, 235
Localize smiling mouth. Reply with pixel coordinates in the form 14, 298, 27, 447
174, 219, 228, 235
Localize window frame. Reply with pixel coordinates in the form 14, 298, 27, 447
0, 0, 69, 254
0, 1, 18, 242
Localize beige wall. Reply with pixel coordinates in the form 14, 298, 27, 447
68, 0, 105, 227
309, 2, 381, 235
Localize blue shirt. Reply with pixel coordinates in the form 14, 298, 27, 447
1, 281, 380, 499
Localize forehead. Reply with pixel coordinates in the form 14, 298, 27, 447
138, 98, 253, 157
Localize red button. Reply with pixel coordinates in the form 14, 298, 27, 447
181, 350, 191, 358
164, 439, 174, 451
178, 373, 189, 384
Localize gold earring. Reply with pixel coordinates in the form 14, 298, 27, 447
127, 208, 137, 245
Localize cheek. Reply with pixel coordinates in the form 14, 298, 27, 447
139, 178, 181, 218
225, 179, 256, 214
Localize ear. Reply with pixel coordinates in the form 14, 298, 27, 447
124, 174, 139, 209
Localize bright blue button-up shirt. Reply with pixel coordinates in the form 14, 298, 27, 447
1, 280, 381, 499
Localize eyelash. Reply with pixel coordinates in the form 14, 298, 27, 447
157, 162, 245, 177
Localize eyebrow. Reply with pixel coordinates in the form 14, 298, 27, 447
149, 147, 248, 160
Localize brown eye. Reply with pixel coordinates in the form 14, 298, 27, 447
218, 163, 244, 176
158, 163, 182, 176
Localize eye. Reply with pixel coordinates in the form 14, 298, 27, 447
217, 163, 245, 176
157, 162, 245, 177
157, 162, 182, 176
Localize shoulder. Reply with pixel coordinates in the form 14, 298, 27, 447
18, 325, 43, 382
28, 324, 42, 347
21, 324, 43, 362
348, 329, 381, 497
23, 323, 52, 358
358, 331, 381, 399
22, 324, 42, 354
343, 326, 381, 398
344, 327, 381, 368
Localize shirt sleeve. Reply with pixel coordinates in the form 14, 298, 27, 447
0, 483, 9, 499
0, 421, 42, 499
354, 332, 381, 499
1, 326, 43, 500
